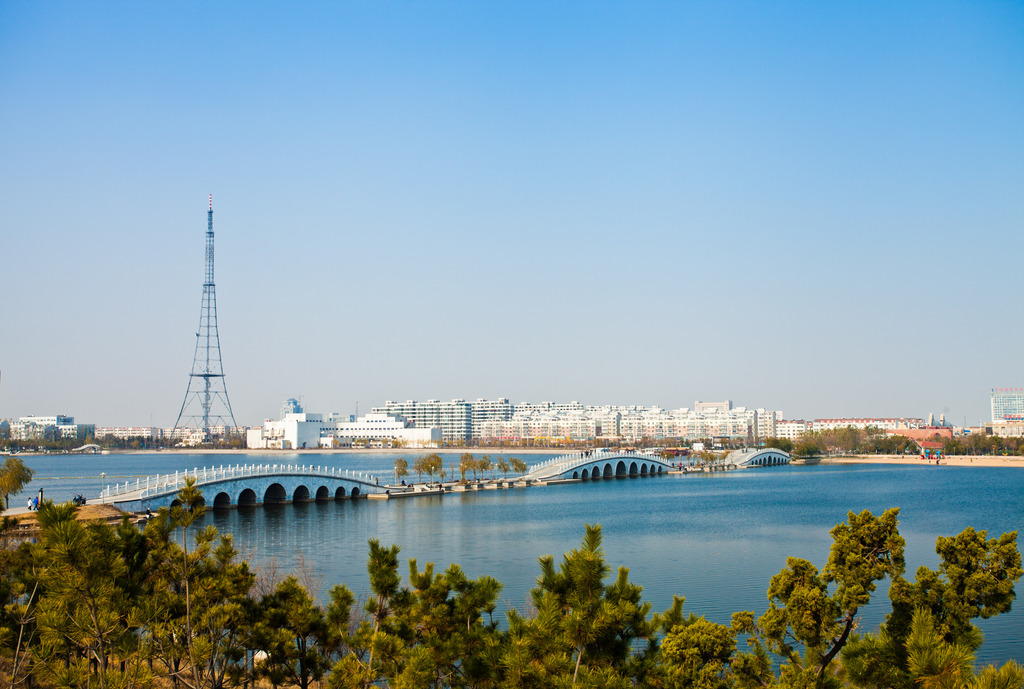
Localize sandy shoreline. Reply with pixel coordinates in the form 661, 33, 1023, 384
822, 454, 1024, 468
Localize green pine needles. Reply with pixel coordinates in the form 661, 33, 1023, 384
0, 492, 1021, 689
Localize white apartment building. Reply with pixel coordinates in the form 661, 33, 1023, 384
775, 420, 811, 441
160, 426, 239, 445
13, 415, 94, 441
372, 399, 472, 443
811, 418, 924, 432
470, 398, 514, 435
471, 401, 775, 444
756, 409, 780, 439
513, 401, 586, 415
475, 413, 606, 442
94, 427, 160, 441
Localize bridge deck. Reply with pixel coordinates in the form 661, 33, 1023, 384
101, 462, 382, 506
525, 450, 672, 480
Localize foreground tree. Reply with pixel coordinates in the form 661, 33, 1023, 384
30, 501, 155, 689
146, 479, 258, 689
842, 526, 1022, 689
327, 537, 503, 688
659, 612, 737, 689
0, 457, 34, 509
501, 524, 660, 687
843, 607, 1024, 689
732, 508, 905, 689
256, 576, 335, 689
1, 493, 1021, 689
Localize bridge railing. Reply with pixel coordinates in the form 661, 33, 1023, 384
100, 463, 379, 501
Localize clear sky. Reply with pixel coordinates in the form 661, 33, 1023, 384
1, 1, 1022, 427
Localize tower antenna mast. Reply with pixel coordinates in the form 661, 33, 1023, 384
173, 195, 238, 443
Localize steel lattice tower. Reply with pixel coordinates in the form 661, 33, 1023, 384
173, 195, 238, 441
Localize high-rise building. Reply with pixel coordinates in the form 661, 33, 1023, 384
991, 388, 1024, 422
281, 398, 303, 419
371, 399, 472, 443
470, 398, 514, 435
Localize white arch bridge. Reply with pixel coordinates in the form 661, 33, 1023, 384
101, 463, 385, 511
725, 448, 792, 467
524, 450, 674, 481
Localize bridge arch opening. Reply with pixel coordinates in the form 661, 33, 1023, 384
335, 486, 347, 500
581, 468, 589, 479
640, 463, 648, 475
316, 486, 330, 501
572, 471, 579, 479
603, 463, 613, 478
213, 492, 232, 509
170, 499, 182, 508
351, 486, 360, 498
238, 489, 258, 506
629, 462, 638, 476
615, 461, 627, 478
293, 485, 311, 502
264, 483, 287, 504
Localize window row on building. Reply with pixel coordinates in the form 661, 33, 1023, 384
10, 415, 95, 441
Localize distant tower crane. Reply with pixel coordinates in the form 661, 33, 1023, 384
173, 195, 238, 442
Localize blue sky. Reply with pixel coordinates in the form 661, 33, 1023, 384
1, 1, 1022, 427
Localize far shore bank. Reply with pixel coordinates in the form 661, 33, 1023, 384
821, 454, 1024, 468
92, 447, 564, 456
9, 448, 1024, 468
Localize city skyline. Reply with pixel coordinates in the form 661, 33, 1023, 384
2, 3, 1022, 427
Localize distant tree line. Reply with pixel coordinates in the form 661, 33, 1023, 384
1, 433, 245, 453
392, 455, 529, 484
941, 434, 1024, 457
1, 479, 1021, 689
763, 427, 1024, 458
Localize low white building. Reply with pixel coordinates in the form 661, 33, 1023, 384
94, 427, 160, 441
811, 418, 923, 432
247, 412, 325, 450
990, 421, 1024, 438
321, 413, 440, 448
247, 410, 440, 449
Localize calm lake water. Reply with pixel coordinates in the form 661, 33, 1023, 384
17, 451, 1024, 666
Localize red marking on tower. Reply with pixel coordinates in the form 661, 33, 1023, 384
209, 194, 213, 211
